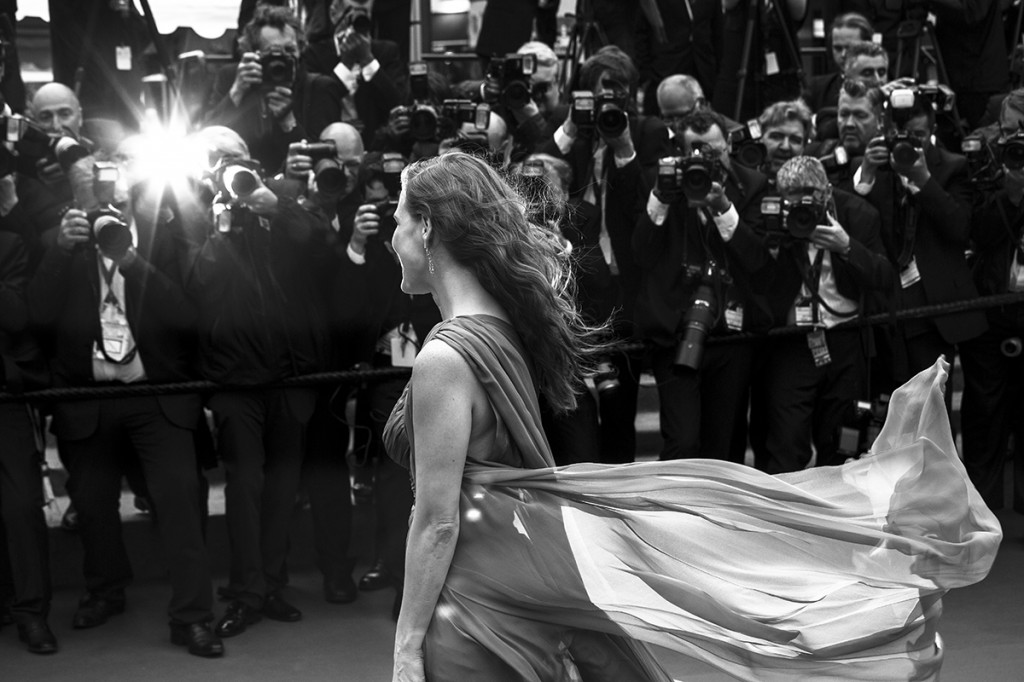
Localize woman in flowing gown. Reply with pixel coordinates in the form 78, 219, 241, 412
385, 151, 1002, 682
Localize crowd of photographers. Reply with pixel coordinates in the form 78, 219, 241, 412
0, 0, 1022, 663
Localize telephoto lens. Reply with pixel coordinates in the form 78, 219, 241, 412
410, 105, 438, 141
89, 208, 132, 260
784, 197, 824, 240
314, 158, 346, 196
221, 164, 260, 198
595, 96, 627, 137
592, 359, 620, 394
674, 279, 718, 373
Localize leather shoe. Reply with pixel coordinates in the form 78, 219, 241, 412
18, 618, 58, 655
358, 559, 392, 591
170, 621, 224, 658
214, 601, 261, 638
324, 575, 357, 604
262, 592, 302, 622
72, 593, 125, 629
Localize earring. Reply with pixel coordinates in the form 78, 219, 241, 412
424, 244, 435, 274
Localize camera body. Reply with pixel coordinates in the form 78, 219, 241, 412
999, 130, 1024, 170
728, 119, 766, 169
260, 48, 296, 87
837, 394, 890, 459
881, 82, 954, 166
368, 152, 406, 241
759, 194, 825, 240
440, 99, 490, 134
658, 143, 726, 201
1, 114, 91, 178
571, 90, 629, 138
488, 53, 536, 110
87, 206, 132, 259
295, 140, 350, 197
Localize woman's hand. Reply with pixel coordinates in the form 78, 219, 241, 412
393, 648, 426, 682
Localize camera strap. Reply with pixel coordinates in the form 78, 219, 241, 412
95, 254, 138, 366
896, 187, 919, 270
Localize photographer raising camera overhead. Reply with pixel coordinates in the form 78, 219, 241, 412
205, 5, 346, 175
854, 80, 987, 411
632, 109, 770, 463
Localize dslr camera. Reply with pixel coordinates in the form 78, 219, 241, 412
86, 162, 132, 259
487, 53, 536, 110
881, 82, 954, 166
759, 194, 825, 241
0, 114, 91, 179
394, 62, 439, 141
571, 90, 629, 138
261, 47, 296, 87
370, 152, 405, 241
961, 133, 1003, 191
294, 140, 348, 197
657, 143, 726, 202
440, 99, 490, 135
728, 119, 766, 169
837, 394, 889, 459
674, 263, 720, 373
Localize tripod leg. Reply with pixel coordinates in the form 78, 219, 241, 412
922, 23, 965, 137
733, 0, 758, 121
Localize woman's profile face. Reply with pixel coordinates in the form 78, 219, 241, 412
392, 188, 429, 294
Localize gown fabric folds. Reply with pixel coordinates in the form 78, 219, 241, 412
383, 315, 1002, 682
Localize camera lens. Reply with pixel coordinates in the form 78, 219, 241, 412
223, 165, 260, 197
734, 141, 767, 169
786, 203, 819, 240
502, 81, 531, 110
681, 162, 713, 201
93, 213, 132, 256
410, 106, 438, 141
1002, 140, 1024, 170
596, 102, 627, 137
313, 158, 346, 197
674, 284, 717, 372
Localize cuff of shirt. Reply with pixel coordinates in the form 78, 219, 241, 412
646, 192, 670, 226
712, 204, 739, 241
554, 123, 574, 156
333, 61, 359, 93
852, 165, 874, 196
347, 243, 367, 265
361, 58, 380, 82
613, 151, 636, 168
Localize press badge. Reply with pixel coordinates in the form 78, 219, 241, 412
807, 329, 832, 368
390, 325, 418, 368
116, 46, 132, 71
900, 258, 922, 289
98, 318, 132, 361
794, 298, 817, 326
725, 303, 744, 332
765, 52, 780, 76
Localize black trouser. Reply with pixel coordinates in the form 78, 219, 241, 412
357, 375, 414, 584
959, 318, 1024, 512
210, 388, 312, 609
650, 342, 754, 463
754, 328, 867, 474
304, 387, 353, 583
542, 389, 602, 466
60, 396, 212, 625
0, 402, 50, 623
596, 347, 642, 464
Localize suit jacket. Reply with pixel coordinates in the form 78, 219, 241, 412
27, 209, 202, 440
302, 37, 405, 147
0, 233, 48, 392
970, 188, 1024, 297
542, 114, 673, 332
862, 145, 988, 344
805, 72, 842, 115
725, 188, 894, 329
632, 162, 772, 346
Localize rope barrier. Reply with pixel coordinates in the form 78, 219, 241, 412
3, 293, 1023, 404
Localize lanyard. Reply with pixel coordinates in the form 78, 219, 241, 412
896, 183, 919, 269
96, 253, 138, 365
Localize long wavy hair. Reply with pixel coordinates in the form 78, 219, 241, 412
401, 152, 607, 413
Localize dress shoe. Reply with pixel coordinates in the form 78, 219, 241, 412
72, 593, 126, 629
323, 575, 357, 604
18, 618, 58, 654
214, 601, 261, 638
262, 592, 302, 622
358, 559, 392, 591
170, 621, 224, 658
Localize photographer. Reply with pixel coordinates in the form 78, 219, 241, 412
725, 156, 892, 472
959, 88, 1024, 513
186, 126, 330, 638
632, 110, 770, 462
814, 41, 889, 142
854, 81, 987, 406
204, 5, 344, 175
301, 1, 403, 145
26, 139, 222, 657
759, 99, 813, 180
0, 232, 54, 654
820, 79, 886, 188
544, 45, 672, 463
803, 13, 875, 115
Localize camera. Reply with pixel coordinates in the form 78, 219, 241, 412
819, 146, 850, 176
367, 152, 405, 241
881, 82, 954, 166
440, 99, 490, 136
294, 140, 348, 197
571, 91, 629, 137
785, 195, 826, 240
214, 159, 262, 200
658, 143, 725, 201
837, 394, 889, 459
999, 130, 1024, 170
3, 114, 91, 178
260, 48, 296, 87
961, 133, 1003, 190
88, 206, 132, 259
592, 358, 620, 394
409, 61, 430, 101
487, 53, 536, 110
674, 263, 719, 373
728, 119, 766, 168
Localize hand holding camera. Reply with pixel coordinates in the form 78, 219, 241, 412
58, 208, 91, 251
808, 213, 852, 256
285, 141, 314, 180
860, 136, 889, 180
230, 52, 264, 105
889, 142, 929, 186
264, 86, 295, 122
387, 106, 412, 138
351, 203, 382, 255
336, 28, 373, 69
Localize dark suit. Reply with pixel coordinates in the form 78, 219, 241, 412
860, 145, 987, 398
959, 188, 1024, 512
635, 0, 719, 115
632, 163, 771, 462
726, 188, 894, 472
0, 233, 51, 626
543, 114, 672, 463
26, 208, 213, 626
302, 37, 405, 147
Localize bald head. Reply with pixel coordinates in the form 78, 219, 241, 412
319, 122, 364, 159
657, 75, 705, 120
31, 83, 83, 137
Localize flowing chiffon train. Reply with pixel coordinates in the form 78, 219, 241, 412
384, 315, 1002, 681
